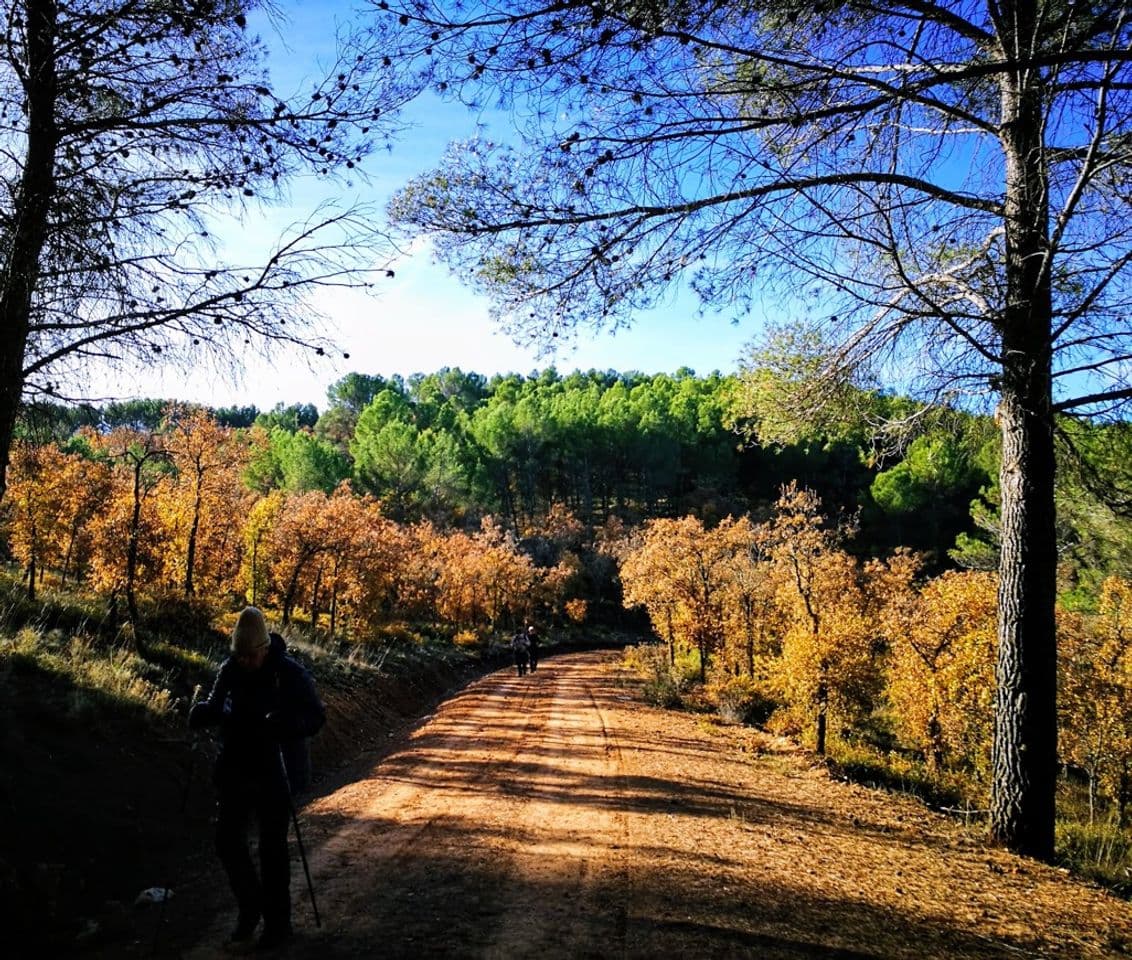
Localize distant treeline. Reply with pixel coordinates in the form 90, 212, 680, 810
16, 366, 1132, 602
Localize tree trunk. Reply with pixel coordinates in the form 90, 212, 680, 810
991, 18, 1058, 860
1120, 764, 1131, 829
282, 553, 312, 626
311, 565, 323, 633
666, 604, 675, 666
928, 710, 944, 776
184, 481, 202, 597
61, 524, 77, 585
815, 679, 828, 757
744, 603, 754, 677
329, 555, 341, 639
125, 459, 144, 643
0, 0, 58, 503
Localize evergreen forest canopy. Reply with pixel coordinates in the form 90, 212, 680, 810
15, 366, 977, 550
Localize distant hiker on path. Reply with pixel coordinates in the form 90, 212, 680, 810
189, 606, 325, 950
511, 629, 530, 676
526, 623, 541, 672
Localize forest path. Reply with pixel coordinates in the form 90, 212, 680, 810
183, 650, 1132, 959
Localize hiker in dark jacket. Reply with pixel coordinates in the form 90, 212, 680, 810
526, 623, 541, 672
189, 606, 325, 949
511, 630, 530, 676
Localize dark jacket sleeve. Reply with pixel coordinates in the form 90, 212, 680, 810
188, 661, 233, 729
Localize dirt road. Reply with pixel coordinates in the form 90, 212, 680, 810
181, 650, 1132, 959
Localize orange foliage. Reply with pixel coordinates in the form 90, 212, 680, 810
621, 515, 757, 681
158, 408, 253, 601
884, 569, 997, 781
1061, 576, 1132, 820
85, 429, 169, 625
5, 442, 111, 595
766, 484, 877, 755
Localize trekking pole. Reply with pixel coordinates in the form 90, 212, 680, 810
152, 684, 202, 956
278, 747, 321, 928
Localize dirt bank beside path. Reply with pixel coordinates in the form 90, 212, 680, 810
177, 650, 1131, 959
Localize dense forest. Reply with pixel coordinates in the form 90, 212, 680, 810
16, 366, 1003, 557
16, 365, 1132, 582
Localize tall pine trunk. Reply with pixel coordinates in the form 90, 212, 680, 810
0, 0, 58, 504
991, 9, 1058, 860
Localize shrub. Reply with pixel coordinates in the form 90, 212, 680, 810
707, 675, 776, 725
621, 643, 700, 708
453, 628, 481, 649
1056, 819, 1132, 896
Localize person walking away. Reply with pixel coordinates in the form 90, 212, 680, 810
511, 630, 530, 676
526, 623, 541, 672
189, 606, 325, 949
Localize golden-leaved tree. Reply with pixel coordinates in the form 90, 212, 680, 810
264, 487, 354, 625
768, 483, 877, 755
718, 519, 782, 680
885, 569, 998, 783
86, 429, 170, 636
160, 409, 253, 601
6, 442, 68, 598
621, 515, 756, 681
5, 440, 112, 596
1061, 576, 1132, 823
434, 517, 538, 628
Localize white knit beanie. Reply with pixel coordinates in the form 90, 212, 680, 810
231, 606, 270, 655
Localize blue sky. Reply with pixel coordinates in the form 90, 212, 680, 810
83, 2, 759, 413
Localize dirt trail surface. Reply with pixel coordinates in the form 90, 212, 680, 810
176, 650, 1131, 959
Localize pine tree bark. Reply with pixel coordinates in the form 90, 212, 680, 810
0, 0, 58, 503
990, 9, 1058, 859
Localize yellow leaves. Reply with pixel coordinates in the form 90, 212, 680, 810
7, 425, 595, 643
5, 443, 110, 579
432, 516, 542, 626
1060, 575, 1132, 805
885, 570, 997, 779
620, 515, 757, 669
564, 597, 588, 623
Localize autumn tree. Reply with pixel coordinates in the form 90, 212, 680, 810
718, 519, 781, 680
160, 408, 252, 599
261, 489, 340, 625
1061, 577, 1132, 823
434, 517, 539, 628
884, 568, 998, 783
5, 441, 65, 597
0, 0, 408, 502
621, 515, 754, 682
86, 428, 169, 640
376, 0, 1132, 858
768, 484, 876, 755
242, 488, 285, 608
332, 496, 408, 638
47, 437, 112, 586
